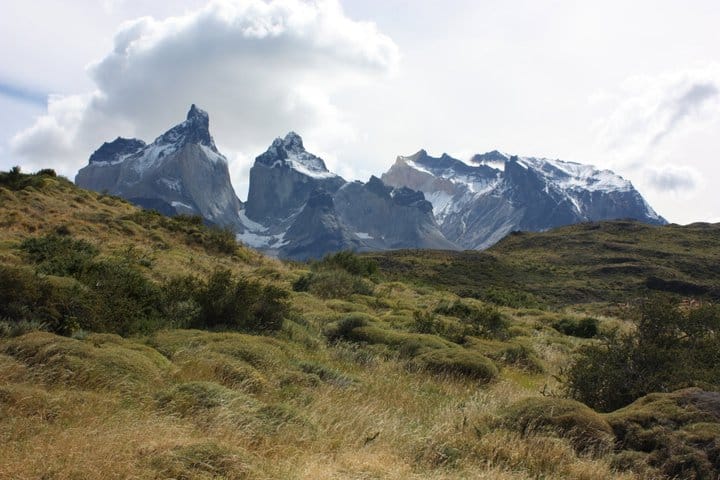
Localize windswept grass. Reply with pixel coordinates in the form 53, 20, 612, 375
1, 171, 719, 479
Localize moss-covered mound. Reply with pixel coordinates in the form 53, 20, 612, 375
606, 388, 720, 479
146, 442, 250, 480
0, 332, 171, 392
415, 348, 498, 382
503, 396, 615, 454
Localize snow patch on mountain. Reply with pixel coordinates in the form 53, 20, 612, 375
516, 156, 632, 193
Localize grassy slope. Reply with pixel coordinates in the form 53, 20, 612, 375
367, 221, 720, 308
1, 175, 717, 479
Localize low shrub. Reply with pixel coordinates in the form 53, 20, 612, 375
564, 298, 720, 412
315, 251, 377, 277
20, 233, 99, 277
415, 348, 498, 382
293, 269, 374, 299
0, 166, 59, 191
434, 300, 509, 339
481, 287, 542, 309
552, 317, 599, 338
193, 268, 290, 332
0, 265, 92, 335
78, 259, 164, 335
0, 319, 48, 338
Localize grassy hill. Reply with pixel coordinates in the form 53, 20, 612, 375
367, 221, 720, 308
1, 169, 719, 479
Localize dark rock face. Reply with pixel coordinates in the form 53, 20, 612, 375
333, 178, 454, 251
278, 190, 362, 261
89, 138, 146, 164
245, 132, 345, 223
239, 135, 457, 260
75, 105, 242, 228
75, 105, 666, 259
382, 150, 666, 250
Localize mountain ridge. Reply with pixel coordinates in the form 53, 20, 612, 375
382, 149, 664, 249
75, 105, 665, 259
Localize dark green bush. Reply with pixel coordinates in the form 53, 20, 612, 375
294, 251, 377, 299
203, 226, 239, 255
316, 251, 377, 277
0, 167, 63, 191
481, 287, 541, 309
0, 265, 92, 335
123, 210, 238, 256
434, 300, 508, 339
565, 299, 720, 412
78, 259, 164, 335
174, 214, 204, 226
553, 317, 599, 338
20, 233, 99, 276
293, 269, 374, 299
413, 310, 439, 334
193, 268, 289, 332
7, 232, 286, 336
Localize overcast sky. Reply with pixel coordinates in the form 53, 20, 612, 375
2, 0, 719, 224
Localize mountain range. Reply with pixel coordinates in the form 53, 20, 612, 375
76, 105, 665, 259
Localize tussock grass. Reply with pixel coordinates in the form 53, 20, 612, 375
3, 172, 718, 478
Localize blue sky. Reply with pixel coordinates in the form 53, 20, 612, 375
1, 0, 719, 223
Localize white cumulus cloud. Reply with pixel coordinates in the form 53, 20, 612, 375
10, 0, 399, 192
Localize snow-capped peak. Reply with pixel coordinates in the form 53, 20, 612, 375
152, 104, 219, 154
88, 137, 146, 165
514, 156, 632, 193
255, 131, 339, 179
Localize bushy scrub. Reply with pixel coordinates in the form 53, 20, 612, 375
293, 269, 374, 299
78, 259, 165, 335
552, 317, 599, 338
293, 251, 376, 299
0, 166, 59, 191
565, 298, 720, 412
9, 233, 289, 336
434, 300, 509, 339
192, 268, 289, 332
124, 210, 240, 256
315, 251, 377, 277
20, 233, 99, 277
0, 265, 95, 336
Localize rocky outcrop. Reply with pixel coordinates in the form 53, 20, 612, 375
382, 150, 665, 249
245, 132, 345, 223
239, 135, 457, 259
76, 105, 243, 228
